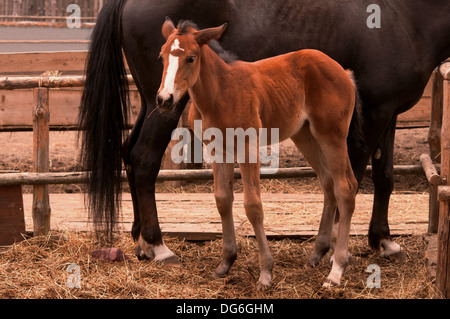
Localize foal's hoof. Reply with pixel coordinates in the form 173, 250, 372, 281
256, 280, 272, 292
213, 260, 234, 278
306, 255, 321, 268
213, 270, 227, 279
322, 278, 339, 288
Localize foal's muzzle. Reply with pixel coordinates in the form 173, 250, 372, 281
156, 94, 175, 111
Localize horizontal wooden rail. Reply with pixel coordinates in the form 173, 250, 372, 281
0, 165, 426, 186
0, 75, 134, 90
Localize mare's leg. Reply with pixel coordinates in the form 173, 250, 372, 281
291, 126, 337, 267
240, 162, 274, 291
212, 162, 237, 277
131, 98, 188, 264
369, 116, 405, 261
122, 98, 147, 241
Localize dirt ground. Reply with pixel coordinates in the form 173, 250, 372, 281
0, 127, 438, 299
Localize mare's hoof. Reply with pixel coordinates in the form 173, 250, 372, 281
381, 249, 407, 263
156, 255, 182, 268
135, 245, 153, 261
135, 245, 181, 267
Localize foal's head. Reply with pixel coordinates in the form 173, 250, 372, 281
156, 18, 227, 111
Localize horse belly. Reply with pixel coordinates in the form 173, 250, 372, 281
260, 88, 307, 143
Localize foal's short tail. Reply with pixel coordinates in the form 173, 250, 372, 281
77, 0, 129, 242
346, 70, 367, 179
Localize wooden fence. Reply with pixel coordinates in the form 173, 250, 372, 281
435, 62, 450, 298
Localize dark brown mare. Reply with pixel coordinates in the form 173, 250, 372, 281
78, 0, 450, 282
156, 19, 360, 289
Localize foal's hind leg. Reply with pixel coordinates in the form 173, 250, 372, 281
291, 129, 337, 267
320, 143, 357, 286
240, 162, 274, 291
212, 162, 238, 278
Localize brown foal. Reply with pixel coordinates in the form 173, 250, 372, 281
156, 18, 358, 290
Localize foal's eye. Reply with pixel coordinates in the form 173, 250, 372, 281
186, 56, 196, 64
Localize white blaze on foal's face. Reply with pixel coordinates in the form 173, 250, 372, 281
159, 38, 186, 101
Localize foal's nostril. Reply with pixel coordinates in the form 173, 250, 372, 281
167, 94, 174, 105
156, 95, 164, 107
156, 94, 175, 110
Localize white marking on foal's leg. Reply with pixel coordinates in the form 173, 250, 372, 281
323, 264, 345, 287
138, 235, 177, 263
380, 239, 402, 258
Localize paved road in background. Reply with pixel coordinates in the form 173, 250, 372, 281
0, 26, 92, 52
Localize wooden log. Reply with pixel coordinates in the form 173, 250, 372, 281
0, 75, 134, 90
32, 87, 51, 236
428, 70, 444, 162
421, 153, 442, 234
437, 78, 450, 298
0, 76, 85, 89
420, 153, 442, 186
0, 165, 426, 186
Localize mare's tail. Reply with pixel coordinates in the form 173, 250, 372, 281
78, 0, 129, 242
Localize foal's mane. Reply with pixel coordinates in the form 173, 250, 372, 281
177, 20, 237, 64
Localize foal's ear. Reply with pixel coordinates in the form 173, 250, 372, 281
195, 23, 227, 46
162, 17, 176, 40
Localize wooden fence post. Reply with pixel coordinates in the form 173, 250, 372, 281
437, 73, 450, 298
32, 87, 51, 236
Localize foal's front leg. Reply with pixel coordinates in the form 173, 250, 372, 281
240, 162, 274, 291
212, 162, 238, 277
